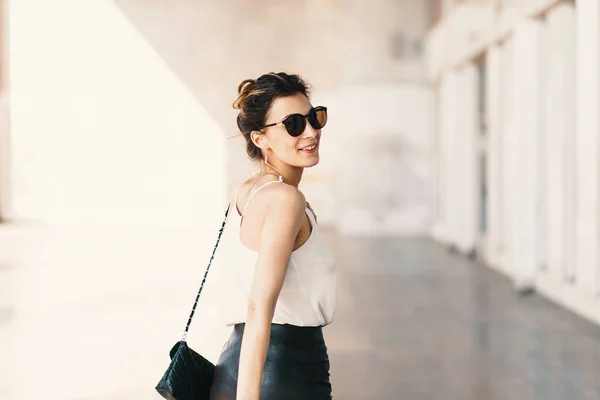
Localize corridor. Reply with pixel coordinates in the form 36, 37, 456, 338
1, 226, 599, 399
2, 0, 600, 399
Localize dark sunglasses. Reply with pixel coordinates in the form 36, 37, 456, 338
259, 106, 328, 137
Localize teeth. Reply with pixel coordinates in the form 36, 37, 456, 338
301, 144, 316, 151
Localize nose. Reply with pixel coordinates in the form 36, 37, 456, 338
302, 119, 318, 139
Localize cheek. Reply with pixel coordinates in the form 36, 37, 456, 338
273, 136, 300, 154
267, 131, 306, 160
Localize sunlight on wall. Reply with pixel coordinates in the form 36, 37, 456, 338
7, 1, 230, 399
9, 0, 227, 225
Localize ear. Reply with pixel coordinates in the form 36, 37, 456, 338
250, 130, 269, 151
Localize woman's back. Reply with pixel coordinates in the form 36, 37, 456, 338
217, 176, 337, 327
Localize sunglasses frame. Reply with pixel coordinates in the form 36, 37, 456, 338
259, 106, 328, 137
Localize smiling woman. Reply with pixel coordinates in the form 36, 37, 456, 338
207, 73, 338, 400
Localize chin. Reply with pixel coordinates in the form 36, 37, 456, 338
289, 152, 320, 168
300, 155, 320, 168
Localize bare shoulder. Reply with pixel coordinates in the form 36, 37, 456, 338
240, 178, 306, 220
265, 183, 306, 216
267, 183, 305, 202
254, 183, 306, 238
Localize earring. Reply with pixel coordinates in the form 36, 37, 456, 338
264, 153, 268, 164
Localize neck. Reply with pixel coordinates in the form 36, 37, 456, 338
261, 160, 303, 187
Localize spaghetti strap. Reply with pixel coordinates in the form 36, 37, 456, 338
241, 175, 284, 218
234, 184, 243, 205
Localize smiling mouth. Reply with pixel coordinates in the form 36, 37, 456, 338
299, 143, 317, 151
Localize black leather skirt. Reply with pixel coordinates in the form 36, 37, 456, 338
208, 323, 333, 400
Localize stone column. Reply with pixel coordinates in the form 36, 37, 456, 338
543, 3, 576, 283
434, 75, 452, 243
437, 71, 460, 244
447, 69, 462, 248
510, 18, 544, 290
499, 37, 515, 274
575, 0, 600, 297
0, 0, 7, 221
456, 64, 478, 254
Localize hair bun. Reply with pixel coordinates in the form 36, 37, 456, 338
233, 79, 256, 109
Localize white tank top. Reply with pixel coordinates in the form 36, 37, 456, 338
217, 179, 338, 327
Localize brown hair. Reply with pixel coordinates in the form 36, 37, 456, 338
233, 72, 311, 161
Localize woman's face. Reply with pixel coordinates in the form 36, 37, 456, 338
255, 93, 321, 168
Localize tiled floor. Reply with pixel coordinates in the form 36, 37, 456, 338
1, 226, 599, 399
325, 235, 600, 400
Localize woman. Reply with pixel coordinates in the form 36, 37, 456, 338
209, 72, 337, 400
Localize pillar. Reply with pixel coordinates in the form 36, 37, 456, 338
499, 37, 515, 273
511, 18, 544, 288
485, 45, 503, 267
456, 64, 478, 253
575, 0, 600, 297
543, 3, 576, 283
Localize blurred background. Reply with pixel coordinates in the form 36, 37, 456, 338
1, 0, 600, 399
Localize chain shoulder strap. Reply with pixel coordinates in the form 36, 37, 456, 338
181, 203, 230, 341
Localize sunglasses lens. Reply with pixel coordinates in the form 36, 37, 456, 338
317, 108, 327, 128
283, 114, 306, 137
308, 107, 328, 130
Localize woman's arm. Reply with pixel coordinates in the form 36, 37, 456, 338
236, 186, 306, 400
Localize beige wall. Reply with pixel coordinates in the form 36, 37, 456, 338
8, 0, 435, 234
114, 0, 435, 192
9, 0, 227, 225
113, 0, 345, 195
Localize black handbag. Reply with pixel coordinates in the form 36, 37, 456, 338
156, 204, 230, 400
